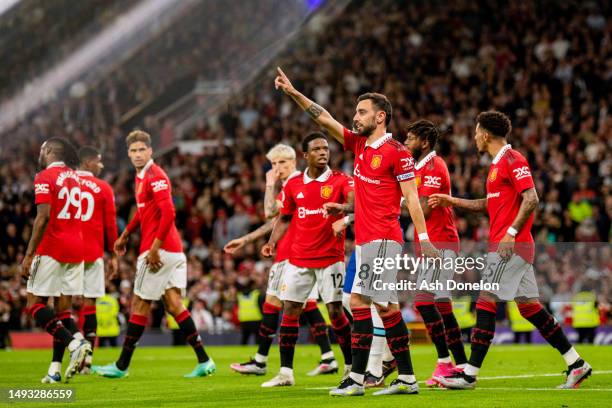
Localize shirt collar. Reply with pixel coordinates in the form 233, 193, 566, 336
365, 133, 392, 150
137, 159, 154, 179
283, 170, 301, 187
76, 170, 94, 177
46, 161, 66, 169
414, 151, 436, 170
492, 144, 512, 165
303, 166, 331, 184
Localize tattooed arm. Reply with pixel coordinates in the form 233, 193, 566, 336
510, 188, 539, 233
274, 67, 345, 144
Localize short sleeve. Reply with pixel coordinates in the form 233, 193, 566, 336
279, 183, 296, 215
507, 154, 535, 193
34, 172, 53, 205
418, 163, 444, 196
342, 175, 354, 199
394, 148, 415, 182
149, 175, 172, 202
343, 128, 358, 152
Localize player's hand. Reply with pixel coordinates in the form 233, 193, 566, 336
107, 254, 119, 280
323, 202, 346, 217
21, 254, 33, 280
261, 242, 275, 258
114, 235, 128, 256
332, 218, 348, 237
224, 238, 247, 254
265, 168, 280, 186
497, 233, 515, 261
146, 249, 164, 272
420, 240, 441, 259
428, 194, 453, 208
274, 67, 295, 95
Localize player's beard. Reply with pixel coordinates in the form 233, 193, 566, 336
354, 121, 376, 137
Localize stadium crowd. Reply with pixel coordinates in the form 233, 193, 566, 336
0, 0, 610, 336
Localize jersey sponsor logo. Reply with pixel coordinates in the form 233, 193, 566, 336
396, 172, 415, 181
297, 207, 325, 219
35, 183, 50, 194
151, 179, 169, 192
487, 192, 500, 199
423, 175, 442, 188
488, 168, 498, 182
320, 185, 333, 199
370, 155, 383, 169
400, 157, 414, 171
296, 192, 304, 199
354, 164, 381, 185
512, 166, 531, 181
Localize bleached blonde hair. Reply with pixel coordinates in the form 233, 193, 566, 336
266, 143, 296, 161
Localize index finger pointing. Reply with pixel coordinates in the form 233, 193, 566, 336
277, 66, 287, 79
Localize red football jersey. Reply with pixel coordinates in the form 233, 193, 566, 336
33, 162, 84, 263
126, 160, 182, 254
343, 128, 414, 245
413, 151, 459, 253
279, 168, 353, 268
486, 145, 535, 263
77, 171, 118, 262
274, 171, 301, 263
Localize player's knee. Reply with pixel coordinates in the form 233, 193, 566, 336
283, 300, 303, 316
326, 302, 343, 320
516, 299, 542, 318
349, 293, 368, 310
265, 295, 282, 308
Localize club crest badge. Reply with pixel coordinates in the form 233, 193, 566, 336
321, 185, 333, 199
489, 168, 498, 182
371, 155, 383, 169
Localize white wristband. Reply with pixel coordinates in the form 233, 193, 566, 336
418, 232, 429, 241
343, 215, 350, 226
507, 227, 518, 237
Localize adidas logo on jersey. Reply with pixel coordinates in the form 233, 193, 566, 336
296, 192, 304, 199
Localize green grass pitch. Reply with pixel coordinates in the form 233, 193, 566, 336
1, 344, 611, 407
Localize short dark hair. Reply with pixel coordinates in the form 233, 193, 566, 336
78, 146, 100, 164
125, 130, 152, 148
301, 132, 327, 153
476, 111, 512, 139
45, 137, 79, 168
357, 93, 392, 126
405, 120, 439, 148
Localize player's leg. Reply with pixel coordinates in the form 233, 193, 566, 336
163, 287, 215, 377
44, 295, 83, 382
304, 284, 338, 376
262, 262, 314, 387
435, 252, 522, 389
364, 305, 386, 388
317, 262, 351, 372
371, 302, 419, 395
27, 256, 89, 382
81, 258, 105, 373
232, 262, 286, 374
91, 251, 157, 378
516, 298, 592, 388
80, 297, 97, 373
261, 300, 303, 387
436, 301, 467, 368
